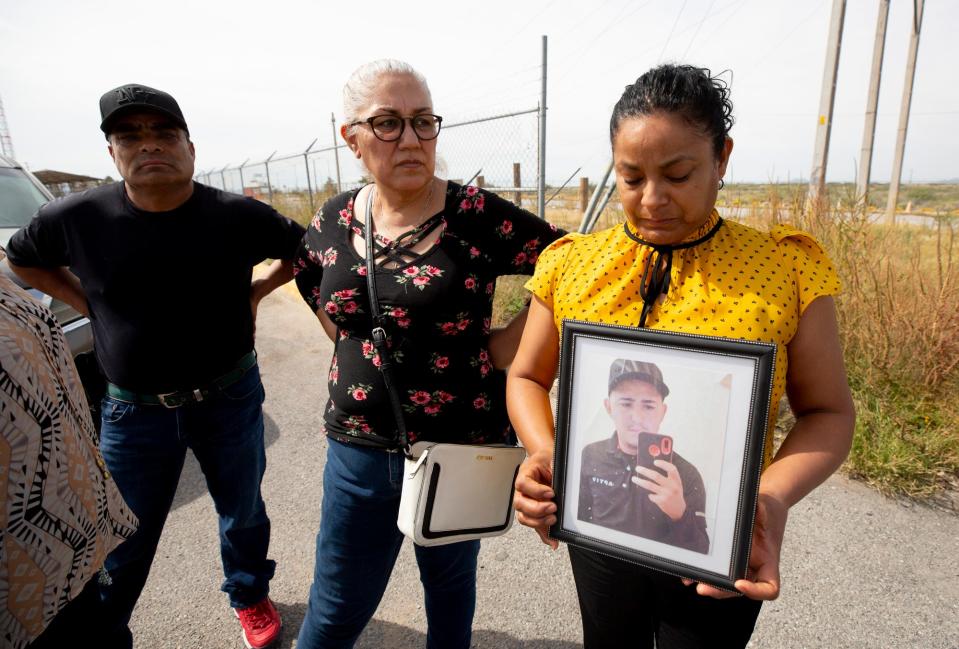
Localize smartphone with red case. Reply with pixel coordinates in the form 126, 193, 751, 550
635, 432, 674, 477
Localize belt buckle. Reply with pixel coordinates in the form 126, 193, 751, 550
159, 389, 206, 408
158, 392, 185, 408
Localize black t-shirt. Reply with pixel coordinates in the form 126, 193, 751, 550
6, 182, 305, 392
578, 432, 710, 554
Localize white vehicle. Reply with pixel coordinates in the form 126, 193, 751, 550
0, 154, 100, 412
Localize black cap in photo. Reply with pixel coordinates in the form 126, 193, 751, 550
99, 84, 189, 134
608, 358, 670, 398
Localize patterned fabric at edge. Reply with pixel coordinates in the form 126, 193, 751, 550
0, 273, 137, 649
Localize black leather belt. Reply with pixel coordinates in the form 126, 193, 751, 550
106, 351, 257, 408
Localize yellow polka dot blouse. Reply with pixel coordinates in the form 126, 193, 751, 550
526, 209, 841, 468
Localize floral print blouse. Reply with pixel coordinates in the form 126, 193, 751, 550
294, 181, 563, 449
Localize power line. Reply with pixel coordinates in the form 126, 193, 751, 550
438, 65, 542, 108
681, 0, 718, 60
502, 0, 562, 44
438, 69, 543, 115
443, 79, 541, 111
756, 0, 829, 63
555, 0, 621, 42
620, 0, 747, 70
658, 0, 689, 62
555, 0, 656, 83
694, 0, 751, 50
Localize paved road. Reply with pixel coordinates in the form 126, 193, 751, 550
130, 287, 959, 648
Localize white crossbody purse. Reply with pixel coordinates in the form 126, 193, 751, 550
397, 441, 526, 546
361, 188, 525, 547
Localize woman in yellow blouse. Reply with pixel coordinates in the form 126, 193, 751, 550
507, 64, 855, 648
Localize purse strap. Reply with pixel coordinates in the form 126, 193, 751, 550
363, 186, 412, 455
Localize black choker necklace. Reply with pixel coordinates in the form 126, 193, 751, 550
623, 217, 724, 328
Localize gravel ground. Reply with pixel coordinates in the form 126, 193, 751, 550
128, 287, 959, 648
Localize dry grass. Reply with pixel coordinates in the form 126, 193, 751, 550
719, 181, 959, 217
270, 184, 959, 498
785, 199, 959, 498
271, 190, 337, 227
499, 187, 959, 499
720, 185, 959, 498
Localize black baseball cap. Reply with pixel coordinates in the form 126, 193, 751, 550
99, 84, 189, 135
608, 359, 670, 398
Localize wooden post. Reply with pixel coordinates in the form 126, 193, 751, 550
476, 175, 485, 189
579, 177, 589, 213
512, 162, 522, 206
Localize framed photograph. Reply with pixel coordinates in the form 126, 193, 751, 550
549, 320, 777, 591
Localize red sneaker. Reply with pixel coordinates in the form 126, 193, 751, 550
234, 597, 282, 649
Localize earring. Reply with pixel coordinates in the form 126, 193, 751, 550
718, 179, 725, 190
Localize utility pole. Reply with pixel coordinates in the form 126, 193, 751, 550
809, 0, 847, 205
0, 94, 15, 159
886, 0, 924, 224
856, 0, 890, 206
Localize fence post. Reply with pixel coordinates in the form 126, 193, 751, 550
303, 138, 318, 213
513, 162, 522, 206
219, 164, 230, 192
264, 151, 277, 205
238, 158, 249, 196
331, 112, 342, 193
579, 159, 614, 234
579, 177, 589, 213
476, 175, 485, 188
592, 183, 617, 230
537, 35, 548, 218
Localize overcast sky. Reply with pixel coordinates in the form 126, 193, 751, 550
2, 0, 957, 185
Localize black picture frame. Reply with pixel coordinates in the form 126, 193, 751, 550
550, 320, 777, 591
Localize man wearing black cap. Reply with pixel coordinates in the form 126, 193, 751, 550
578, 359, 709, 554
5, 83, 305, 649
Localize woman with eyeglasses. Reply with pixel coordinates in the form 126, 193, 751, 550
292, 59, 563, 649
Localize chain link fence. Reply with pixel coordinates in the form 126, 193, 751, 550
437, 108, 539, 208
195, 107, 544, 223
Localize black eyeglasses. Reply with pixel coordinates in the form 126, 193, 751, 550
350, 114, 443, 142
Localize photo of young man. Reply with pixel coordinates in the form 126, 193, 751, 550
577, 359, 710, 554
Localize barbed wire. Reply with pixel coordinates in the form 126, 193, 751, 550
196, 106, 547, 219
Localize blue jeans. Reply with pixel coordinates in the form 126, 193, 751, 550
297, 439, 480, 649
98, 363, 276, 647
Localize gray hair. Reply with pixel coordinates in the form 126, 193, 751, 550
342, 59, 432, 133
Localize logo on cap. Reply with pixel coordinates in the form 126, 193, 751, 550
99, 83, 188, 135
115, 86, 157, 106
